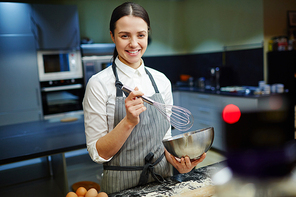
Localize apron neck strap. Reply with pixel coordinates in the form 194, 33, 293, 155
112, 60, 159, 97
112, 62, 126, 97
145, 67, 159, 94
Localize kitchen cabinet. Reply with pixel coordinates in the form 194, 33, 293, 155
0, 3, 32, 34
0, 2, 83, 126
0, 2, 42, 126
267, 51, 296, 138
173, 91, 258, 151
267, 51, 295, 93
31, 4, 80, 50
267, 51, 295, 106
0, 36, 42, 126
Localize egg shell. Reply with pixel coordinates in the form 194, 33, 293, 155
97, 192, 108, 197
85, 188, 98, 197
66, 191, 78, 197
76, 187, 87, 196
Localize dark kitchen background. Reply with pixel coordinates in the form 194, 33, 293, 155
0, 0, 295, 196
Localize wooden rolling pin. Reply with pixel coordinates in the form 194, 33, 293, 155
171, 185, 215, 197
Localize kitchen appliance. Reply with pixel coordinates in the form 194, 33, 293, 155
40, 79, 84, 118
122, 85, 194, 131
37, 50, 84, 119
37, 50, 83, 81
82, 55, 113, 86
80, 43, 115, 86
208, 67, 233, 90
210, 67, 219, 90
162, 127, 214, 159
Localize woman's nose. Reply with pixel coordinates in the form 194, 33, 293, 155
129, 37, 138, 47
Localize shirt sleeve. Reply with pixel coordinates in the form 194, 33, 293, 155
83, 75, 112, 164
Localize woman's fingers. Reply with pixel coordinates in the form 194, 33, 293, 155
191, 153, 206, 165
168, 152, 207, 174
184, 156, 191, 168
126, 91, 146, 114
124, 87, 146, 125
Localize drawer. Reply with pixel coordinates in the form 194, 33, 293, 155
191, 106, 219, 120
194, 117, 221, 131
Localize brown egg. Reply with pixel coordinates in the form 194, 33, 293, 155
66, 191, 78, 197
97, 192, 108, 197
76, 187, 87, 196
85, 188, 98, 197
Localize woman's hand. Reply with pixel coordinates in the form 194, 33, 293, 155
96, 87, 146, 160
165, 149, 206, 174
124, 87, 147, 126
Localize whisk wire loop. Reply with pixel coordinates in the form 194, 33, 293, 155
121, 85, 194, 131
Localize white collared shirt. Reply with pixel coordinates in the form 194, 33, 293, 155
83, 57, 173, 163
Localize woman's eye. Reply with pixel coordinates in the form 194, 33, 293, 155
121, 35, 128, 39
138, 34, 145, 38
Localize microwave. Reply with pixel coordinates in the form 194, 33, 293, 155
37, 50, 83, 81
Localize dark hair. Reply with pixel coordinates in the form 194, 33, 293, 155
110, 2, 150, 61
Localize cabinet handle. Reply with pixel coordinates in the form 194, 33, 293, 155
39, 112, 43, 120
30, 15, 40, 45
75, 28, 79, 47
36, 88, 40, 107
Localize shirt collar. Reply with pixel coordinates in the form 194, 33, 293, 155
115, 57, 146, 78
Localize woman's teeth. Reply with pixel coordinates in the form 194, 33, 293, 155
128, 50, 139, 54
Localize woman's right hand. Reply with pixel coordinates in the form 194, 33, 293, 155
95, 87, 146, 160
124, 87, 147, 126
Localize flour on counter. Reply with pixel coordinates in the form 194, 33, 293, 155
144, 178, 213, 197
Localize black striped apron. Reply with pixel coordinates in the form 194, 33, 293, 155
101, 63, 172, 194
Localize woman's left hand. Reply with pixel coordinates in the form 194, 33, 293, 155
165, 149, 206, 174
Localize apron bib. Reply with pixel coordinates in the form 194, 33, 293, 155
101, 63, 172, 194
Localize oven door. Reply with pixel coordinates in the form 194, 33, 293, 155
41, 84, 83, 117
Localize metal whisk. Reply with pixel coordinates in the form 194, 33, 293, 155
122, 85, 194, 131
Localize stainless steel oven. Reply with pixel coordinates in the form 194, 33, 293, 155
37, 49, 84, 119
40, 79, 84, 118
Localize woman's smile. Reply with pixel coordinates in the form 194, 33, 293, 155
126, 49, 141, 55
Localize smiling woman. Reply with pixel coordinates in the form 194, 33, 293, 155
82, 2, 206, 194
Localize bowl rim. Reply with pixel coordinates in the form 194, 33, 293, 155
163, 126, 214, 142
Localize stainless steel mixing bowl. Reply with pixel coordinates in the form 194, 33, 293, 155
162, 127, 214, 159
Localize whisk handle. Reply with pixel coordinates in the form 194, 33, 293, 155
121, 85, 154, 105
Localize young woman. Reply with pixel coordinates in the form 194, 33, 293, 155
83, 2, 206, 194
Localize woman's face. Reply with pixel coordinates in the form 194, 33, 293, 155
111, 15, 148, 69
